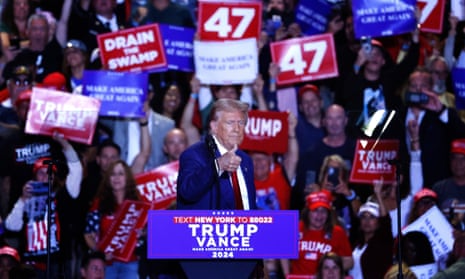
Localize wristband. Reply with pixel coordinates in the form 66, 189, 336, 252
353, 64, 361, 73
190, 93, 199, 100
270, 78, 276, 84
346, 190, 357, 201
139, 121, 148, 127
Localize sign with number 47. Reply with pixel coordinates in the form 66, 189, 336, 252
270, 34, 338, 86
198, 0, 262, 41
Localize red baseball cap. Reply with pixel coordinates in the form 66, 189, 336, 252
306, 190, 332, 210
413, 188, 437, 203
33, 157, 57, 174
37, 72, 67, 91
0, 246, 20, 262
298, 84, 320, 101
451, 139, 465, 156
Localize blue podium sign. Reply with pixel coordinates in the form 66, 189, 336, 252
148, 210, 299, 259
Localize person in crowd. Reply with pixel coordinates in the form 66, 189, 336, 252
2, 13, 63, 83
84, 160, 141, 278
295, 84, 325, 157
68, 0, 126, 53
139, 0, 195, 28
80, 251, 105, 279
305, 154, 361, 241
401, 231, 437, 278
403, 68, 465, 188
0, 65, 32, 126
384, 262, 418, 279
431, 235, 465, 279
293, 104, 357, 210
337, 24, 420, 139
282, 190, 353, 277
0, 246, 20, 279
152, 84, 185, 127
62, 39, 88, 92
250, 112, 298, 279
407, 188, 438, 225
4, 132, 82, 279
426, 56, 455, 108
0, 0, 33, 66
163, 128, 188, 163
315, 252, 345, 279
433, 139, 465, 213
102, 87, 174, 171
350, 180, 393, 279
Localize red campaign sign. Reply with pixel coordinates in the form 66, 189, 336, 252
349, 139, 399, 185
198, 0, 262, 41
135, 161, 179, 209
97, 24, 167, 72
98, 200, 151, 262
25, 87, 101, 145
418, 0, 445, 33
240, 110, 288, 154
270, 33, 338, 86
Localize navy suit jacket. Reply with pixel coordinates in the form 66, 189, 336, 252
177, 139, 257, 210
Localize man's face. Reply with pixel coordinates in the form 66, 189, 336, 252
93, 0, 116, 16
299, 91, 321, 119
365, 47, 385, 72
251, 152, 272, 181
323, 106, 347, 136
80, 259, 105, 279
210, 111, 246, 150
96, 146, 119, 173
408, 72, 432, 92
13, 0, 29, 21
163, 130, 188, 161
451, 153, 465, 179
214, 86, 239, 100
431, 60, 448, 93
7, 75, 31, 104
27, 18, 48, 49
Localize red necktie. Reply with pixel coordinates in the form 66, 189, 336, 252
231, 171, 244, 209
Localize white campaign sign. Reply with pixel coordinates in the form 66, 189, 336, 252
194, 38, 258, 84
402, 206, 453, 260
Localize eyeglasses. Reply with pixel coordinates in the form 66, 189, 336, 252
13, 78, 31, 86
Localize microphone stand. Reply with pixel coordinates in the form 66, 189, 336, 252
388, 159, 403, 279
45, 160, 56, 279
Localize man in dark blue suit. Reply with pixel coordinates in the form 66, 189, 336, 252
176, 99, 261, 279
177, 98, 257, 210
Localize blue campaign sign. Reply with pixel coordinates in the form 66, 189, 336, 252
452, 67, 465, 110
148, 210, 299, 259
295, 0, 332, 36
82, 70, 148, 118
352, 0, 416, 38
159, 24, 195, 72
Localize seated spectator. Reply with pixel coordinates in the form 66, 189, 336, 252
0, 65, 32, 126
282, 190, 353, 277
407, 188, 438, 225
350, 181, 393, 279
384, 262, 418, 279
80, 251, 105, 279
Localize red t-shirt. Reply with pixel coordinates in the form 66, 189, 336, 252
254, 163, 291, 210
290, 222, 352, 276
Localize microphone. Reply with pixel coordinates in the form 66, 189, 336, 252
42, 159, 61, 166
